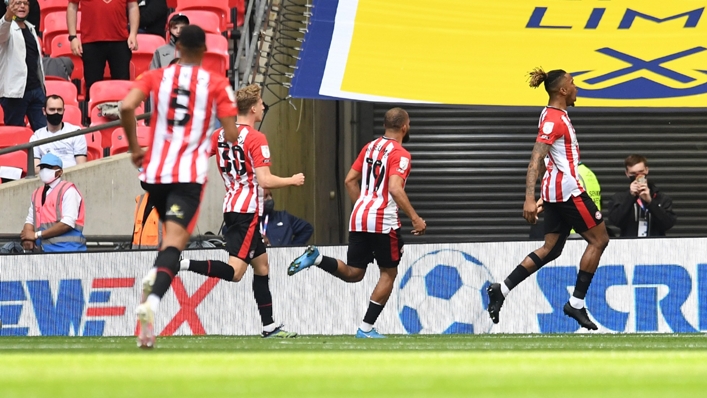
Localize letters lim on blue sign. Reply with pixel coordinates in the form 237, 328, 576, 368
526, 7, 707, 100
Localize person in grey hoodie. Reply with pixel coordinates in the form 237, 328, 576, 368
149, 13, 189, 70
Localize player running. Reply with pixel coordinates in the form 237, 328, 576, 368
120, 26, 240, 348
486, 68, 610, 330
178, 84, 304, 338
287, 107, 426, 338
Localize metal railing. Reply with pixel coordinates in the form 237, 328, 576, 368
0, 112, 152, 177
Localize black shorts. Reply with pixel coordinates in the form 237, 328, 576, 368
544, 192, 604, 235
223, 212, 266, 262
141, 182, 203, 233
347, 229, 404, 269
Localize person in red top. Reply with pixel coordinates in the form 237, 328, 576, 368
486, 68, 610, 331
287, 107, 426, 338
119, 25, 239, 349
178, 84, 305, 338
67, 0, 139, 101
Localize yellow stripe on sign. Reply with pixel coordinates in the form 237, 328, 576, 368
340, 0, 707, 107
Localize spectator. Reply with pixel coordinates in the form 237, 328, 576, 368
608, 154, 677, 237
29, 95, 86, 174
260, 188, 313, 246
138, 0, 168, 37
67, 0, 139, 102
0, 0, 39, 30
20, 153, 87, 252
0, 0, 46, 130
149, 13, 189, 70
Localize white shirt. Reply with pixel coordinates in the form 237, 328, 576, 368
0, 18, 45, 98
25, 178, 82, 229
30, 123, 87, 168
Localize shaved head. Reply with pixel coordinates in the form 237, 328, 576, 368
383, 107, 409, 131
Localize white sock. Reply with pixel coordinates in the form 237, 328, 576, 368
500, 282, 510, 297
146, 294, 160, 313
359, 321, 374, 333
314, 252, 323, 265
569, 296, 584, 309
263, 322, 278, 333
179, 259, 191, 271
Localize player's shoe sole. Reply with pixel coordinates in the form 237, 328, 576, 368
563, 302, 598, 330
141, 268, 157, 304
287, 246, 320, 276
136, 303, 155, 349
355, 328, 386, 338
486, 283, 505, 324
262, 324, 298, 338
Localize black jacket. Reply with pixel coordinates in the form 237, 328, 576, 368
138, 0, 168, 38
608, 182, 676, 237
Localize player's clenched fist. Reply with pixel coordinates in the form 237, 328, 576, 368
290, 173, 305, 186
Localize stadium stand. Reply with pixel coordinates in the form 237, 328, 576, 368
176, 0, 231, 32
43, 11, 82, 56
203, 33, 230, 75
166, 10, 222, 35
63, 105, 84, 126
0, 150, 28, 180
45, 81, 79, 106
134, 34, 167, 77
0, 127, 33, 149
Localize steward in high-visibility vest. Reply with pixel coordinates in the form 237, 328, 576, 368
132, 193, 164, 249
21, 153, 87, 252
569, 162, 601, 236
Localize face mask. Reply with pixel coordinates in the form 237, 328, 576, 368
263, 198, 275, 215
169, 35, 178, 46
39, 168, 59, 184
46, 112, 63, 126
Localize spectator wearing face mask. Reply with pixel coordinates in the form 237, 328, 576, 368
20, 153, 87, 253
149, 14, 189, 70
29, 95, 86, 174
608, 154, 676, 237
260, 188, 313, 247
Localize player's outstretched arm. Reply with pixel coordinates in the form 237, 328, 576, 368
344, 168, 361, 204
523, 142, 551, 224
389, 175, 426, 235
120, 88, 147, 167
254, 166, 305, 190
219, 116, 238, 142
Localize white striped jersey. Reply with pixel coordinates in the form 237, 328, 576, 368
537, 106, 584, 203
133, 64, 237, 185
349, 137, 412, 233
211, 124, 271, 214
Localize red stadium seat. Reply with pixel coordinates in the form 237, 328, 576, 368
43, 11, 81, 56
45, 80, 79, 106
176, 0, 230, 32
50, 35, 84, 83
110, 128, 129, 155
45, 75, 70, 81
0, 150, 28, 180
133, 34, 166, 78
0, 126, 33, 149
136, 125, 151, 147
0, 106, 4, 125
202, 33, 229, 76
167, 10, 222, 35
84, 132, 102, 161
229, 0, 246, 27
38, 0, 71, 32
88, 80, 134, 116
63, 105, 84, 126
90, 104, 144, 150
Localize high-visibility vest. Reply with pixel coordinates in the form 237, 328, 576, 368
32, 181, 87, 252
132, 193, 164, 249
578, 163, 601, 210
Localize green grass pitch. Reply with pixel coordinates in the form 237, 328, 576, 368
1, 334, 707, 397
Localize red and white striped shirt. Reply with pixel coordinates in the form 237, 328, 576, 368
133, 64, 237, 185
537, 107, 584, 203
211, 124, 271, 214
350, 137, 412, 233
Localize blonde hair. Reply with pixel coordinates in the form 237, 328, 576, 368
528, 67, 548, 88
236, 84, 261, 115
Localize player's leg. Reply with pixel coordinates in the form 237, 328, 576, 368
356, 230, 404, 338
136, 183, 203, 348
487, 202, 571, 324
250, 251, 297, 338
563, 193, 609, 330
288, 232, 371, 282
179, 212, 254, 282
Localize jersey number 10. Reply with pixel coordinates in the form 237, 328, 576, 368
365, 158, 385, 192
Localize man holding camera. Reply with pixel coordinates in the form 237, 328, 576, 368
608, 155, 676, 237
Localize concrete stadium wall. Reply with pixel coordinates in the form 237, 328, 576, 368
0, 154, 226, 237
